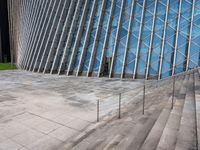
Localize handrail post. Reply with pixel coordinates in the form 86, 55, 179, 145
143, 79, 146, 115
119, 93, 121, 119
172, 76, 175, 109
156, 79, 159, 88
97, 99, 99, 122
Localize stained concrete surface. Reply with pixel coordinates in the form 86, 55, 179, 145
0, 70, 143, 150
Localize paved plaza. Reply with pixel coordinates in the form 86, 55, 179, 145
0, 70, 143, 150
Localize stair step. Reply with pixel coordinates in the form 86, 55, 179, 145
67, 71, 194, 150
102, 134, 124, 150
98, 123, 134, 150
125, 110, 161, 150
71, 122, 133, 150
108, 97, 166, 150
156, 74, 189, 150
140, 74, 185, 150
175, 73, 197, 150
194, 72, 200, 150
140, 97, 172, 150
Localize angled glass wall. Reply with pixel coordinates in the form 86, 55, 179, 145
8, 0, 200, 80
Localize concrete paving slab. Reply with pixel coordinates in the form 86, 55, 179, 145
19, 147, 29, 150
11, 129, 45, 146
0, 121, 29, 138
51, 114, 76, 126
18, 115, 47, 127
66, 119, 91, 131
0, 70, 143, 149
32, 119, 62, 134
27, 135, 63, 150
49, 126, 79, 142
0, 139, 22, 150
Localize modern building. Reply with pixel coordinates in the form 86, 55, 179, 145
7, 0, 200, 79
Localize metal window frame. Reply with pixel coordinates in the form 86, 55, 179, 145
133, 0, 146, 79
186, 0, 195, 71
66, 0, 91, 76
86, 0, 107, 77
172, 0, 182, 75
19, 0, 34, 67
57, 0, 84, 75
27, 0, 55, 71
50, 0, 77, 74
38, 0, 66, 73
145, 0, 158, 79
23, 0, 49, 70
43, 0, 71, 74
97, 0, 117, 77
32, 0, 60, 72
121, 0, 135, 79
76, 0, 99, 76
20, 0, 29, 66
158, 0, 172, 79
109, 0, 125, 78
22, 0, 46, 68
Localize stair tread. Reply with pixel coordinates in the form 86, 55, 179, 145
67, 69, 200, 150
175, 73, 197, 150
194, 72, 200, 150
140, 97, 172, 150
125, 109, 162, 150
71, 121, 135, 150
156, 74, 189, 150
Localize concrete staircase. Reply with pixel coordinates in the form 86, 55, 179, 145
66, 69, 200, 150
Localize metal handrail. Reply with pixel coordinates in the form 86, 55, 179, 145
96, 74, 166, 122
96, 67, 200, 122
159, 66, 200, 81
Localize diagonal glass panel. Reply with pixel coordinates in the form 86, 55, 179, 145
175, 0, 192, 74
124, 1, 143, 76
92, 0, 112, 73
189, 0, 200, 69
113, 0, 132, 76
81, 0, 104, 72
148, 0, 167, 77
161, 0, 179, 78
60, 1, 86, 73
136, 0, 155, 77
73, 0, 95, 71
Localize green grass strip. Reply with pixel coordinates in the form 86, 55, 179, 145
0, 63, 17, 70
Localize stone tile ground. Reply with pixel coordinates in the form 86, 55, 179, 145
0, 70, 143, 150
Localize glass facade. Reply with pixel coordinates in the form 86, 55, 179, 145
8, 0, 200, 79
